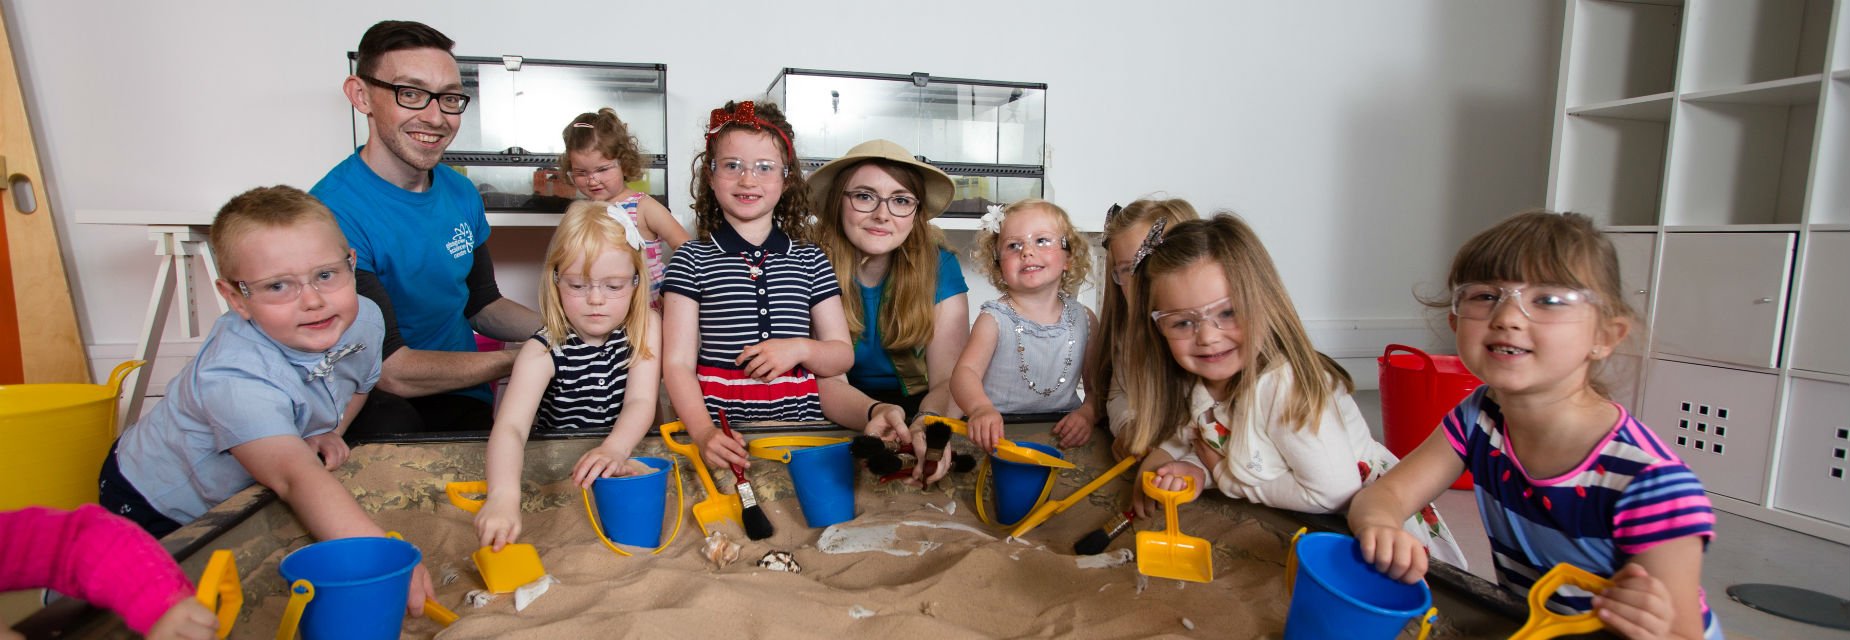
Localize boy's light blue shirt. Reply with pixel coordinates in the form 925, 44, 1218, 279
117, 298, 384, 523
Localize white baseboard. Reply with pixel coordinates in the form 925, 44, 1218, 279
86, 317, 1454, 395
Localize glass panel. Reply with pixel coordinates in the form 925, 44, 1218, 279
455, 165, 669, 213
942, 175, 1043, 218
467, 63, 666, 154
774, 71, 1046, 166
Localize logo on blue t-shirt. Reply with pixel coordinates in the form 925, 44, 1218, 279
446, 223, 475, 259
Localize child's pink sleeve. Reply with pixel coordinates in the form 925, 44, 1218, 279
0, 504, 195, 633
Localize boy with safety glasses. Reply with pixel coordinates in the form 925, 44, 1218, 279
102, 185, 436, 618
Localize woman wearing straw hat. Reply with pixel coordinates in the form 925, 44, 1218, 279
811, 140, 968, 477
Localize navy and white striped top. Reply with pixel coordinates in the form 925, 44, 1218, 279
662, 222, 840, 421
532, 327, 631, 430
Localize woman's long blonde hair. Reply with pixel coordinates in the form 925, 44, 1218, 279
1090, 198, 1200, 400
1119, 214, 1351, 456
538, 200, 654, 360
813, 159, 947, 348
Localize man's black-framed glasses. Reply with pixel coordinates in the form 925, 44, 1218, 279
358, 75, 471, 115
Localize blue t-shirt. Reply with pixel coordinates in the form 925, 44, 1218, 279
310, 149, 491, 402
847, 247, 968, 392
116, 299, 384, 524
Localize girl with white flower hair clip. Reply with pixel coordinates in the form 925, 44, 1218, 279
953, 198, 1097, 452
476, 199, 663, 551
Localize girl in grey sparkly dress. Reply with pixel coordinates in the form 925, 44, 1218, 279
951, 199, 1098, 452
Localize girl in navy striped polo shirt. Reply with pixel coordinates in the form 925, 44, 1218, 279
662, 101, 854, 472
1351, 212, 1719, 640
476, 200, 661, 550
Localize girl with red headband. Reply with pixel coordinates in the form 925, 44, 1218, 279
660, 101, 854, 471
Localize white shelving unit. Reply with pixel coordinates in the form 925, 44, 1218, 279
1548, 0, 1850, 544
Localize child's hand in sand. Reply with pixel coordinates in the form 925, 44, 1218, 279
1051, 402, 1096, 448
1135, 461, 1205, 518
1355, 523, 1427, 584
146, 597, 217, 640
1592, 564, 1675, 640
475, 492, 522, 551
966, 406, 1005, 453
406, 563, 436, 618
572, 443, 646, 488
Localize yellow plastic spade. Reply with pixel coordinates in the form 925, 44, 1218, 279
1008, 455, 1139, 539
471, 544, 547, 594
660, 420, 743, 536
1135, 472, 1213, 583
195, 550, 241, 639
1509, 563, 1612, 640
922, 415, 1075, 469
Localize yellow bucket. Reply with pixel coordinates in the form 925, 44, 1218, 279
0, 360, 144, 510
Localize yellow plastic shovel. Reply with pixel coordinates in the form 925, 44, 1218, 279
1007, 455, 1139, 539
1509, 563, 1612, 640
921, 415, 1075, 469
660, 420, 743, 536
195, 550, 241, 639
1135, 472, 1213, 583
442, 481, 549, 594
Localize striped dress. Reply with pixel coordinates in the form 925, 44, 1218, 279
661, 222, 839, 423
532, 327, 631, 431
1443, 387, 1722, 640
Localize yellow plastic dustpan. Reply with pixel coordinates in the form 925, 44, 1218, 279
1135, 472, 1213, 583
922, 415, 1075, 469
1008, 455, 1138, 539
660, 421, 742, 536
1509, 563, 1611, 640
195, 550, 242, 639
472, 544, 546, 594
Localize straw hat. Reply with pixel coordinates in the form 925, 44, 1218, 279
806, 139, 954, 220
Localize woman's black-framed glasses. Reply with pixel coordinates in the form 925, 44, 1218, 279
358, 75, 471, 115
843, 190, 920, 218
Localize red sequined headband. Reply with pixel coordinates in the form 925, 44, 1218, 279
705, 101, 795, 163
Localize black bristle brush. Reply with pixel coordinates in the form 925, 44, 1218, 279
918, 421, 953, 484
1073, 511, 1136, 555
851, 435, 905, 476
717, 409, 774, 540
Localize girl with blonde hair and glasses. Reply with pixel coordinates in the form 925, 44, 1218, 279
476, 200, 660, 551
1119, 214, 1463, 568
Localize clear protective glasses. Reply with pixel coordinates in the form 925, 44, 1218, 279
1000, 234, 1067, 257
710, 158, 787, 180
843, 189, 919, 217
1149, 296, 1236, 340
555, 272, 639, 299
1450, 282, 1598, 324
357, 75, 471, 114
568, 163, 621, 183
237, 258, 356, 305
1110, 262, 1136, 286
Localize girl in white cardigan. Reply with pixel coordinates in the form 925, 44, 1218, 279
1119, 214, 1465, 569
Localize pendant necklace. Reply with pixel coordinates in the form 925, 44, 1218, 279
741, 251, 770, 280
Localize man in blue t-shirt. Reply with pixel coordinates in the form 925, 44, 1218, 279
311, 20, 539, 436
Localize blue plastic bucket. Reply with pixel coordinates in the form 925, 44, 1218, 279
785, 440, 856, 527
590, 456, 672, 547
1285, 532, 1434, 640
990, 442, 1063, 526
276, 536, 420, 640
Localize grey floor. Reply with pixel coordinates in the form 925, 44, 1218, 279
1349, 390, 1850, 640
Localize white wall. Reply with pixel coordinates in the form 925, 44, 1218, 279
5, 1, 1560, 390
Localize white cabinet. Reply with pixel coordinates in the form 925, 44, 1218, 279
1653, 233, 1794, 368
1640, 360, 1778, 503
1775, 379, 1850, 527
1792, 233, 1850, 376
1549, 0, 1850, 541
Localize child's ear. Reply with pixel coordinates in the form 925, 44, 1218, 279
1591, 315, 1633, 360
215, 279, 254, 320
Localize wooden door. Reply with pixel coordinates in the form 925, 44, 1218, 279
0, 6, 87, 383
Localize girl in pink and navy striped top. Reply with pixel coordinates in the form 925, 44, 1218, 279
1350, 212, 1720, 640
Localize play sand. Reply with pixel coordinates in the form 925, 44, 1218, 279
205, 429, 1487, 639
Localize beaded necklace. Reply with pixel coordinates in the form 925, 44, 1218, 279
1008, 295, 1076, 397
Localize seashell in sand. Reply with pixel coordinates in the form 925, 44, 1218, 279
703, 531, 741, 569
757, 550, 801, 573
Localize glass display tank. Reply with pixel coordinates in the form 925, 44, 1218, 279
348, 54, 669, 213
766, 69, 1046, 218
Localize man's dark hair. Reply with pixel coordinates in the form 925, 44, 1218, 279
354, 20, 455, 78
